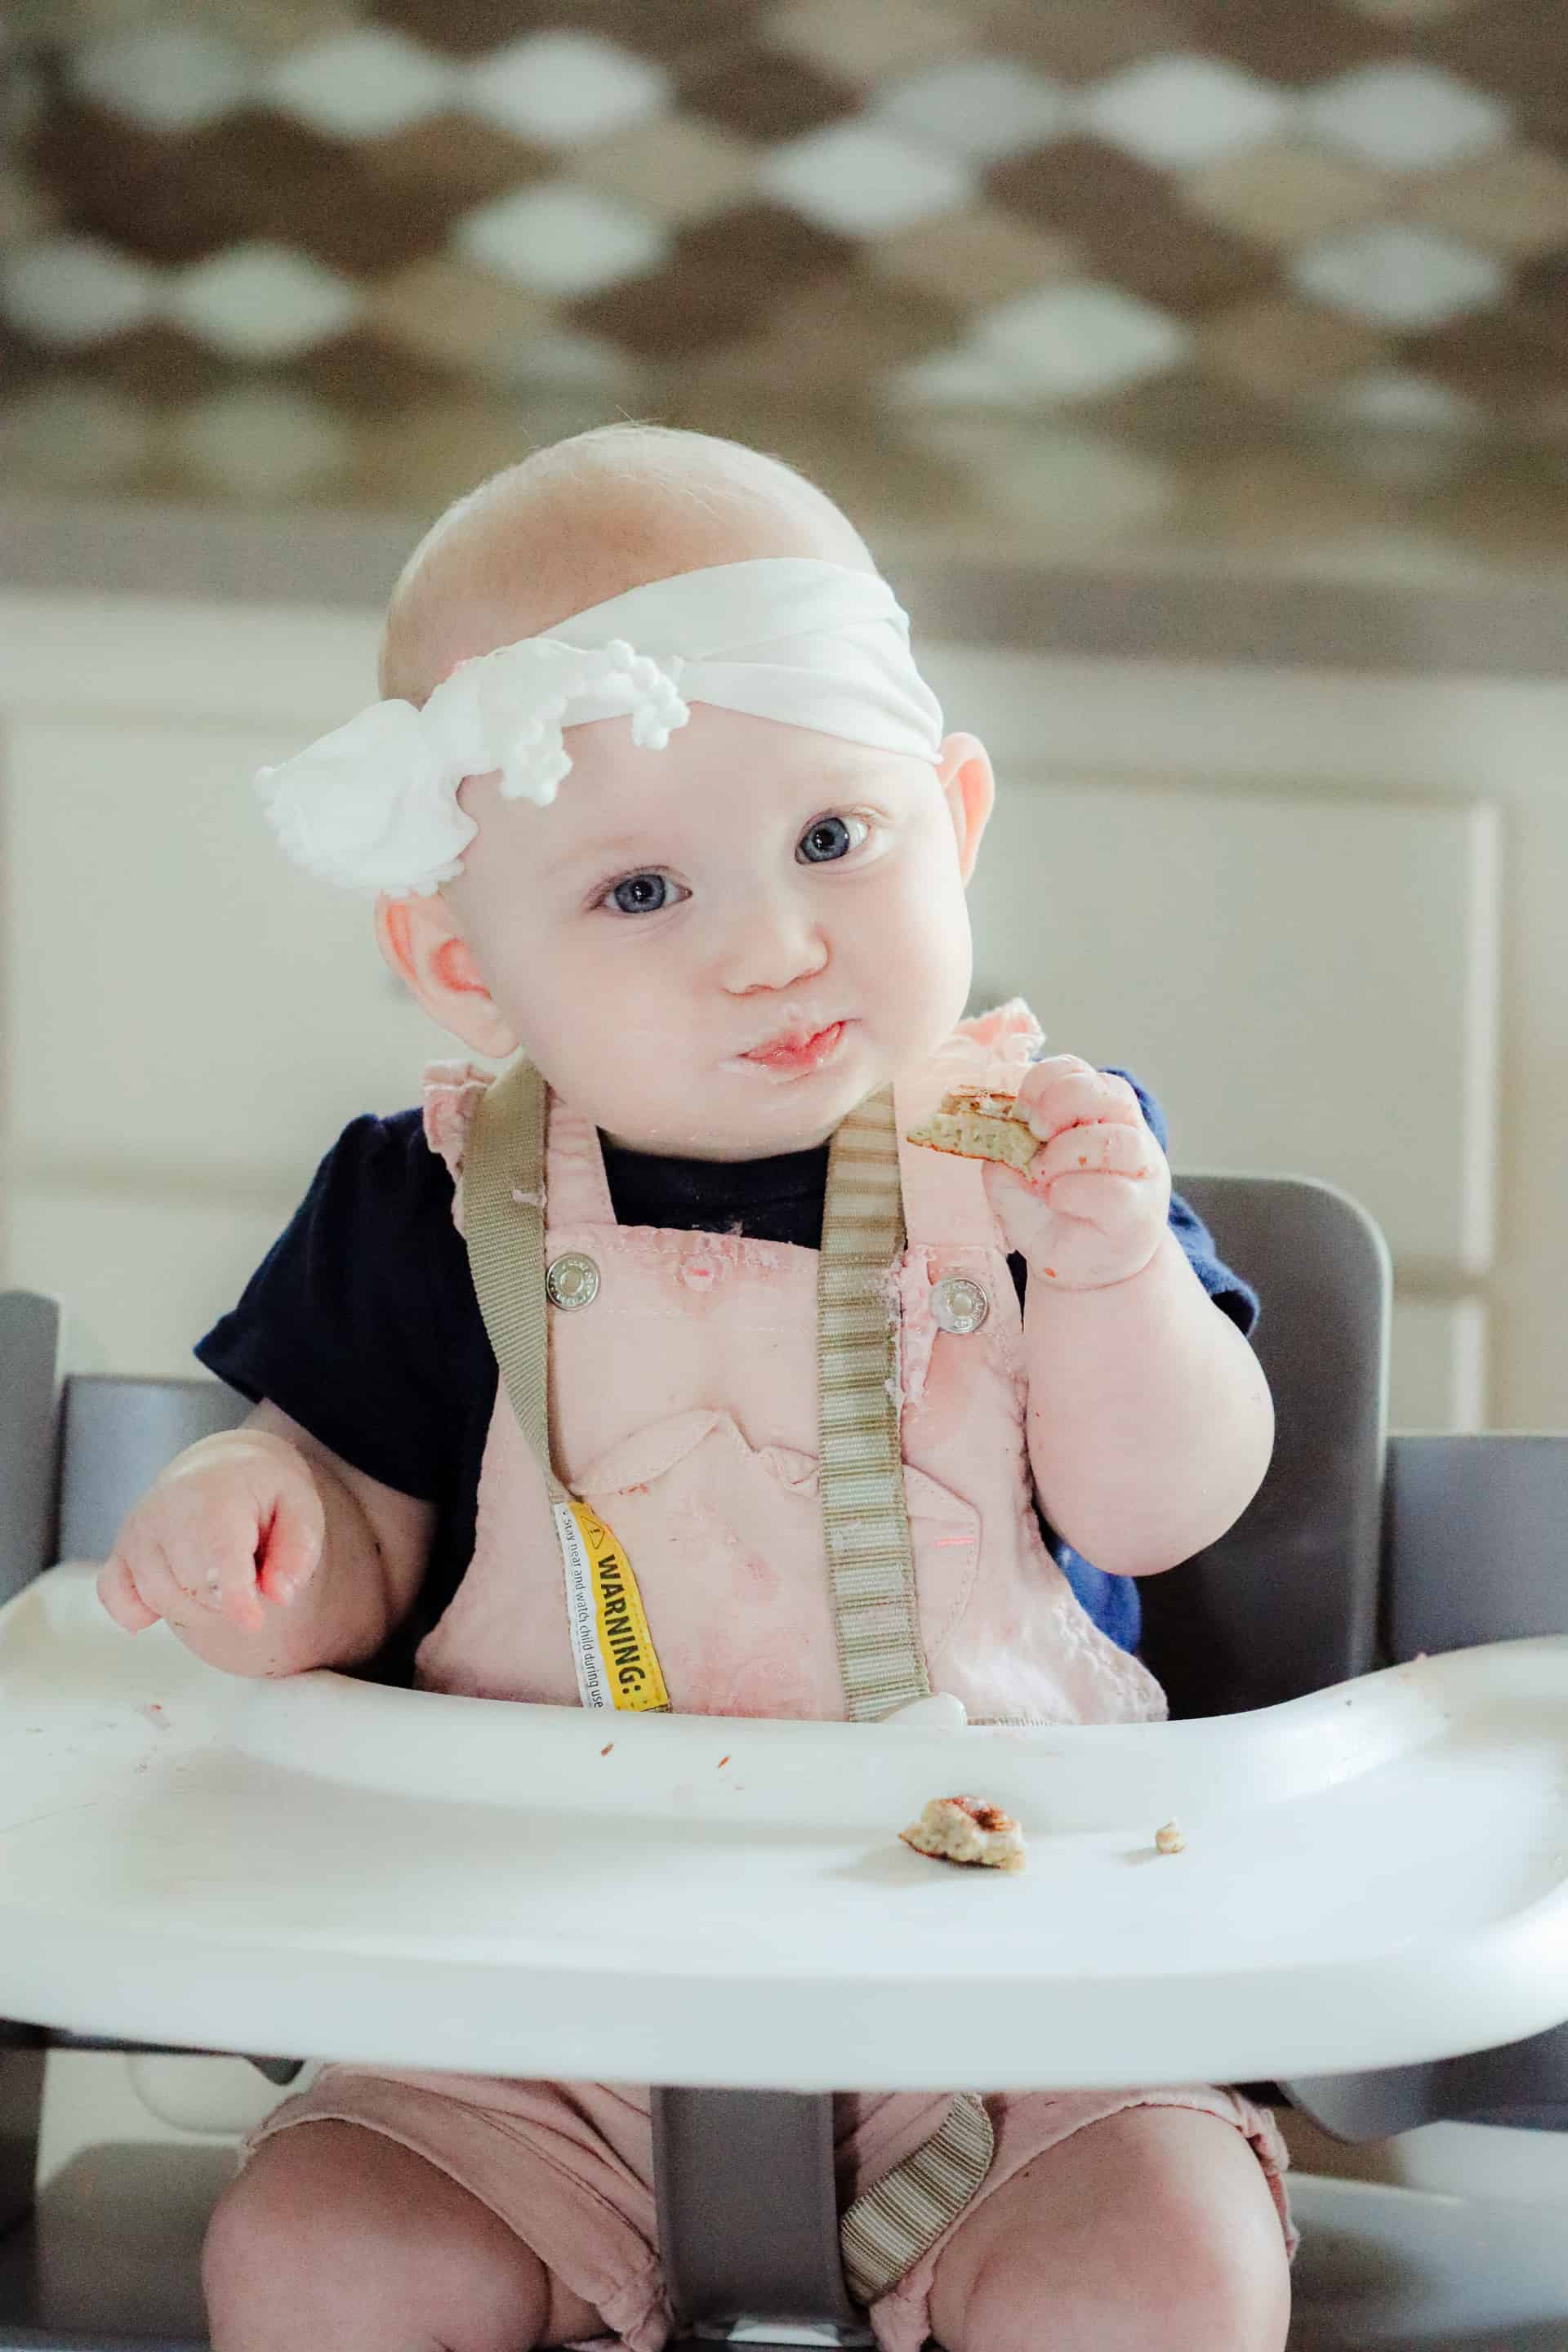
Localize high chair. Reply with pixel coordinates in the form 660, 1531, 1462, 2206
3, 1174, 1568, 2352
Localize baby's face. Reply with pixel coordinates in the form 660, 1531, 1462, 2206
444, 704, 982, 1159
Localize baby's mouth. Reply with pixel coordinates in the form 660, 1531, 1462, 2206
738, 1022, 847, 1076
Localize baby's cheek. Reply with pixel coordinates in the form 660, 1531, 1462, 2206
871, 862, 970, 1027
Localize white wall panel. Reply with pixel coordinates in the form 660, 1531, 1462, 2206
5, 1186, 298, 1379
5, 715, 463, 1192
966, 778, 1499, 1275
1389, 1294, 1488, 1433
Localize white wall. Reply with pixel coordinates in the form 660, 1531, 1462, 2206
923, 640, 1563, 1433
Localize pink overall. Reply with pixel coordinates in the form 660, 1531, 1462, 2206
247, 1010, 1294, 2346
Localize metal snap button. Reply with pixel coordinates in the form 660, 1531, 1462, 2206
546, 1252, 600, 1310
930, 1274, 989, 1335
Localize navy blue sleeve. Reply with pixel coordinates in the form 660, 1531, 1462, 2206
194, 1110, 475, 1505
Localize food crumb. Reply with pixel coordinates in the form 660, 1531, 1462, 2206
901, 1795, 1026, 1873
600, 1743, 614, 1757
717, 1754, 731, 1770
1155, 1820, 1185, 1855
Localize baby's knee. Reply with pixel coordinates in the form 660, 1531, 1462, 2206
964, 2216, 1288, 2352
203, 2121, 555, 2352
939, 2109, 1291, 2352
1126, 2126, 1293, 2352
1119, 2219, 1289, 2352
203, 2138, 327, 2320
204, 2129, 421, 2349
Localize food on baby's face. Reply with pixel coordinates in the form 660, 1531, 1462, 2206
1155, 1820, 1186, 1855
906, 1089, 1038, 1174
900, 1794, 1026, 1873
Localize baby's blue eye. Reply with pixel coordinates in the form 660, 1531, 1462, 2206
611, 873, 672, 915
798, 814, 866, 865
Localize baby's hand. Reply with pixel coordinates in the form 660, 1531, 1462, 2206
97, 1431, 325, 1638
982, 1057, 1170, 1289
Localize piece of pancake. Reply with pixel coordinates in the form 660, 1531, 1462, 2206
900, 1794, 1026, 1873
906, 1087, 1038, 1174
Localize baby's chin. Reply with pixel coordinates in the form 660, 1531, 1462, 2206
602, 1089, 854, 1162
603, 1052, 898, 1161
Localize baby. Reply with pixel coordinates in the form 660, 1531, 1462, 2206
100, 426, 1291, 2352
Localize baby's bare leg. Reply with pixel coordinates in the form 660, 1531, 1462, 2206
203, 2119, 604, 2352
926, 2107, 1290, 2352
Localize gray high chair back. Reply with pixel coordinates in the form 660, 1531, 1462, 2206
2, 1173, 1567, 2352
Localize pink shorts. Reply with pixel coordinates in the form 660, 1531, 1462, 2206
244, 2069, 1296, 2352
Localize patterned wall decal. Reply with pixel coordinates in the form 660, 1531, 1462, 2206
2, 1, 1566, 564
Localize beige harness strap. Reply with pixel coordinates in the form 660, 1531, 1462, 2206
840, 2089, 996, 2306
462, 1060, 993, 2282
817, 1086, 932, 1723
464, 1057, 566, 1503
818, 1100, 993, 2298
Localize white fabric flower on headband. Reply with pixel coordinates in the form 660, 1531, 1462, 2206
450, 636, 688, 808
256, 559, 946, 897
257, 701, 476, 894
259, 637, 691, 898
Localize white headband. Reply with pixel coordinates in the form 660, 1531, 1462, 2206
257, 557, 946, 896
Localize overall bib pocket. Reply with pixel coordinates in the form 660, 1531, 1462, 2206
572, 1409, 981, 1721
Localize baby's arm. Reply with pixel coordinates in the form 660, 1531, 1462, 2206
983, 1058, 1273, 1577
96, 1401, 434, 1678
1019, 1232, 1273, 1576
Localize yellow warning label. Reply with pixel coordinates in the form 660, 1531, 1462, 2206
555, 1499, 670, 1713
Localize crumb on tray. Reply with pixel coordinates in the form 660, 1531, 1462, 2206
901, 1794, 1025, 1873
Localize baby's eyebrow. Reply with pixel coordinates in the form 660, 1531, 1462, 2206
539, 833, 670, 883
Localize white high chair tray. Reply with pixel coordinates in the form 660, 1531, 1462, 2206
4, 1562, 1568, 2093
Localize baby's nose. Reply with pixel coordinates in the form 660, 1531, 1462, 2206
719, 901, 828, 994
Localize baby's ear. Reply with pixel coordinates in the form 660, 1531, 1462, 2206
938, 733, 995, 882
375, 891, 519, 1058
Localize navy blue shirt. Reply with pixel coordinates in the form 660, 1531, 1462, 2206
197, 1072, 1256, 1671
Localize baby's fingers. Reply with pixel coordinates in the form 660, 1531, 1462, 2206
149, 1497, 266, 1628
1030, 1119, 1160, 1191
181, 1525, 268, 1628
97, 1553, 158, 1633
1038, 1171, 1158, 1231
255, 1494, 324, 1607
1016, 1061, 1140, 1142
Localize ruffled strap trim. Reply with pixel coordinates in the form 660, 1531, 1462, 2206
421, 1060, 495, 1185
924, 999, 1045, 1098
953, 996, 1045, 1073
